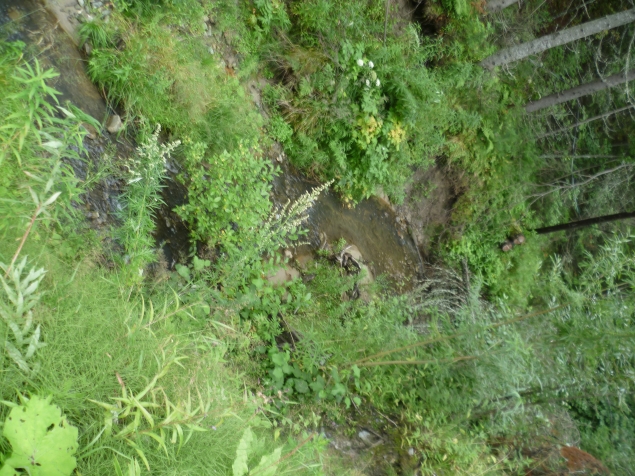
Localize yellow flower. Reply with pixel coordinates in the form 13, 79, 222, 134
387, 121, 406, 150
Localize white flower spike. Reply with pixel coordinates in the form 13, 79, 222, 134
366, 79, 370, 87
357, 59, 364, 67
368, 61, 374, 69
376, 79, 381, 87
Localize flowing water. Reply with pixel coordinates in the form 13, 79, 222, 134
1, 0, 424, 284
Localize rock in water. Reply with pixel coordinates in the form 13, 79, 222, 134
81, 122, 98, 140
106, 114, 122, 133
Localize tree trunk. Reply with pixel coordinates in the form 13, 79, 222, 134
533, 211, 635, 234
486, 0, 520, 13
538, 154, 621, 159
537, 105, 635, 138
526, 69, 635, 112
481, 8, 635, 70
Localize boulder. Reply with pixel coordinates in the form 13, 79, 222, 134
106, 114, 122, 133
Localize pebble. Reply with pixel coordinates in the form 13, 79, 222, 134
77, 0, 84, 7
86, 211, 100, 219
106, 114, 122, 133
208, 47, 214, 55
93, 1, 103, 7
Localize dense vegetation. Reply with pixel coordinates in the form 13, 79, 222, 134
1, 0, 635, 474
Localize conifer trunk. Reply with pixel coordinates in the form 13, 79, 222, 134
526, 69, 635, 112
481, 8, 635, 70
533, 211, 635, 234
486, 0, 519, 13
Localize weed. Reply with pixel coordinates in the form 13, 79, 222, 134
116, 125, 179, 285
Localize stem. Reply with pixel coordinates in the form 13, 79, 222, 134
5, 203, 41, 278
383, 0, 391, 45
357, 355, 477, 368
537, 105, 635, 139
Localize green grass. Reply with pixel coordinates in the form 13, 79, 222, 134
84, 9, 261, 154
0, 43, 331, 475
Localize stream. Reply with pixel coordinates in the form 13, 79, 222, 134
1, 0, 423, 285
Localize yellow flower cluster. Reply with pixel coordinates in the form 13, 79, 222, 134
387, 122, 406, 150
356, 115, 383, 145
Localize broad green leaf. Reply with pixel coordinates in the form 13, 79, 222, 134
0, 395, 78, 476
232, 427, 254, 476
251, 446, 282, 476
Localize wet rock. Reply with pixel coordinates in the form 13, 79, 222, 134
106, 114, 122, 134
358, 429, 382, 447
81, 122, 98, 139
513, 234, 526, 245
358, 264, 373, 286
344, 244, 363, 262
82, 40, 93, 56
86, 211, 100, 219
266, 265, 300, 286
501, 240, 513, 252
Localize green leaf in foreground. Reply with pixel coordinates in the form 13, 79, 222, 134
0, 395, 78, 476
232, 427, 254, 476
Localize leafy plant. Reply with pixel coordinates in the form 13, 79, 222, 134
0, 395, 78, 476
232, 427, 282, 476
113, 457, 142, 476
0, 258, 46, 375
116, 125, 179, 284
178, 142, 276, 251
88, 345, 210, 470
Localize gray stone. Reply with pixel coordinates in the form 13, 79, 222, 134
106, 114, 122, 133
357, 430, 381, 447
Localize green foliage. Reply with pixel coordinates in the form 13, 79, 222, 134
178, 142, 276, 250
0, 42, 329, 475
116, 126, 179, 284
0, 395, 78, 476
0, 44, 93, 231
0, 258, 46, 375
113, 457, 142, 476
85, 9, 260, 155
273, 38, 446, 202
88, 346, 210, 470
232, 427, 282, 476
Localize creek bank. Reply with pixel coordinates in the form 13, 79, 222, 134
6, 2, 439, 473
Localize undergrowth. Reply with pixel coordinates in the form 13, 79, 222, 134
3, 1, 634, 474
